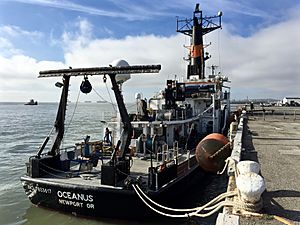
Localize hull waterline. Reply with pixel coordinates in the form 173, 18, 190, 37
21, 166, 206, 219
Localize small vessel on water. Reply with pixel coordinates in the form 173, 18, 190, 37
97, 100, 107, 103
25, 99, 38, 105
21, 4, 231, 220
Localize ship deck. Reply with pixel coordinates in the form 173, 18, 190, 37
37, 153, 191, 188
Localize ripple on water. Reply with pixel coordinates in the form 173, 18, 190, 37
1, 104, 223, 225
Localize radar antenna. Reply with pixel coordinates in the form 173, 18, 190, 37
176, 3, 222, 79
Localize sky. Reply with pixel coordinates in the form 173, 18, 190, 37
0, 0, 300, 103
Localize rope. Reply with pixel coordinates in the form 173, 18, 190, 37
135, 181, 291, 224
191, 201, 234, 218
133, 182, 266, 219
126, 102, 137, 109
64, 89, 81, 137
210, 142, 231, 160
39, 161, 70, 174
105, 82, 117, 113
132, 185, 188, 218
217, 156, 236, 175
39, 160, 81, 178
92, 87, 118, 111
134, 184, 236, 213
217, 157, 264, 212
92, 87, 108, 103
233, 197, 263, 212
132, 153, 266, 219
39, 167, 69, 179
132, 184, 238, 218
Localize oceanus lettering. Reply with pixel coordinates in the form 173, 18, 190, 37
57, 191, 93, 202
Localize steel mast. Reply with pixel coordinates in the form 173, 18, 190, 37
176, 3, 222, 79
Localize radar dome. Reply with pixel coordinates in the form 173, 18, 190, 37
110, 59, 131, 84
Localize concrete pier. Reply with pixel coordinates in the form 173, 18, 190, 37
241, 108, 300, 224
218, 107, 300, 225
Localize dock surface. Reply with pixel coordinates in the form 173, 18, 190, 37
240, 109, 300, 224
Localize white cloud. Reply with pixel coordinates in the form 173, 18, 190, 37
205, 12, 300, 99
0, 54, 65, 102
0, 25, 44, 57
9, 0, 155, 21
0, 37, 22, 56
220, 1, 273, 20
63, 33, 187, 101
62, 16, 300, 101
59, 18, 187, 101
0, 25, 43, 39
62, 17, 94, 50
1, 12, 300, 102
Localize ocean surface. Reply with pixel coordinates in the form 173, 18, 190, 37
0, 102, 227, 225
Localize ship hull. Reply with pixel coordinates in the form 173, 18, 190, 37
21, 166, 206, 219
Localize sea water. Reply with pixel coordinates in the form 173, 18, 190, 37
0, 102, 227, 225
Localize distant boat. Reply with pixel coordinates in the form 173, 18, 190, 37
24, 99, 38, 105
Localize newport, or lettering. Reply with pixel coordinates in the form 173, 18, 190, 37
58, 199, 84, 208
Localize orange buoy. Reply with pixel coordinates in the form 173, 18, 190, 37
196, 133, 231, 173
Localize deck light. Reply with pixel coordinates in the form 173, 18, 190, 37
55, 82, 63, 88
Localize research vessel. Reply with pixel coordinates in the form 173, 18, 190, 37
21, 4, 231, 219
